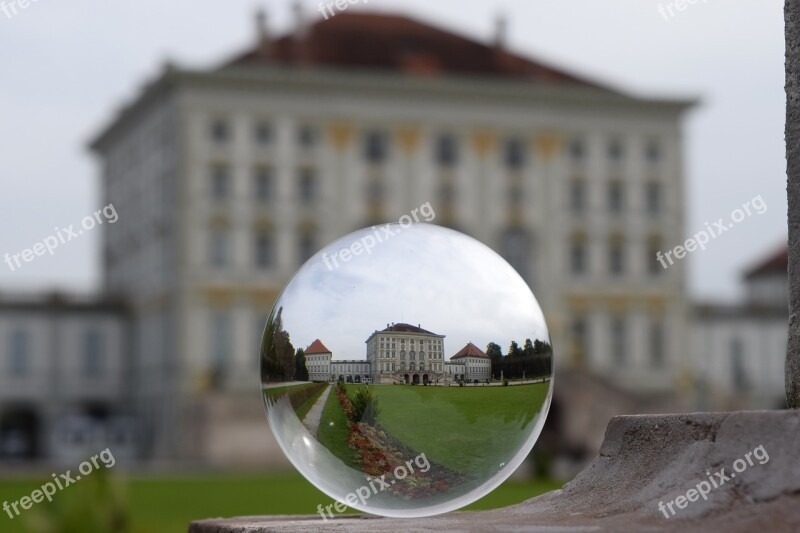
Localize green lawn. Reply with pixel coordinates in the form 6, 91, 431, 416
0, 472, 561, 533
365, 383, 549, 476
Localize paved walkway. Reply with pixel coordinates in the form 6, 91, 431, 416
302, 384, 332, 436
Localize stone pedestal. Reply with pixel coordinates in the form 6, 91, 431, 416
189, 411, 800, 532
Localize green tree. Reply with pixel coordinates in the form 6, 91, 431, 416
486, 342, 503, 379
523, 338, 535, 358
504, 341, 523, 379
294, 348, 309, 381
260, 307, 296, 382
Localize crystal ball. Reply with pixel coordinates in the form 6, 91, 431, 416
260, 223, 553, 518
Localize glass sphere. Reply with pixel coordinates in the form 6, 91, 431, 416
260, 223, 553, 518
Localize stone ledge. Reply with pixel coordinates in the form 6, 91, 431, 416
189, 411, 800, 532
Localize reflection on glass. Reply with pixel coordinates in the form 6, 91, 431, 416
260, 223, 553, 518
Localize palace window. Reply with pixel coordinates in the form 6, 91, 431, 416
611, 316, 627, 365
608, 181, 624, 213
569, 139, 585, 163
211, 311, 232, 372
210, 118, 229, 144
608, 138, 624, 163
298, 233, 316, 264
502, 227, 532, 281
608, 235, 625, 276
646, 140, 661, 164
9, 329, 29, 377
298, 125, 317, 149
364, 130, 389, 164
254, 166, 273, 203
211, 165, 230, 201
570, 236, 587, 275
298, 168, 316, 204
255, 232, 274, 269
503, 137, 527, 170
83, 330, 104, 378
646, 181, 662, 215
650, 320, 665, 368
570, 180, 586, 214
209, 228, 229, 268
435, 133, 459, 167
647, 235, 664, 275
254, 120, 273, 146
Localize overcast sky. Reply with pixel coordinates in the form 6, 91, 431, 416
0, 0, 786, 302
279, 224, 548, 358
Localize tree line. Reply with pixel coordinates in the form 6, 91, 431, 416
485, 338, 552, 380
260, 306, 309, 383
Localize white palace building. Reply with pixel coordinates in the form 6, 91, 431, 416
305, 322, 491, 385
0, 4, 697, 464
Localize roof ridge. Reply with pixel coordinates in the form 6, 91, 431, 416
226, 10, 614, 91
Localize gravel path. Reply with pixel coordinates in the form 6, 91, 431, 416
302, 384, 332, 436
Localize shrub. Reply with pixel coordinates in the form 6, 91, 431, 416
351, 386, 380, 425
503, 378, 509, 387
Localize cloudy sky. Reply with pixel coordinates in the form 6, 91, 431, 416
278, 224, 548, 358
0, 0, 786, 302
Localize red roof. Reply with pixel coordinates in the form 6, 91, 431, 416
228, 11, 608, 90
745, 245, 788, 279
305, 339, 331, 354
381, 323, 438, 335
451, 342, 488, 360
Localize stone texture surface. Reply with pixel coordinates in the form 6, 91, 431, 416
786, 0, 800, 408
189, 411, 800, 532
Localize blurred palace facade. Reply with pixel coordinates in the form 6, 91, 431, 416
0, 6, 782, 466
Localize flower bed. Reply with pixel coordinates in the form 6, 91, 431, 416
334, 382, 470, 500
